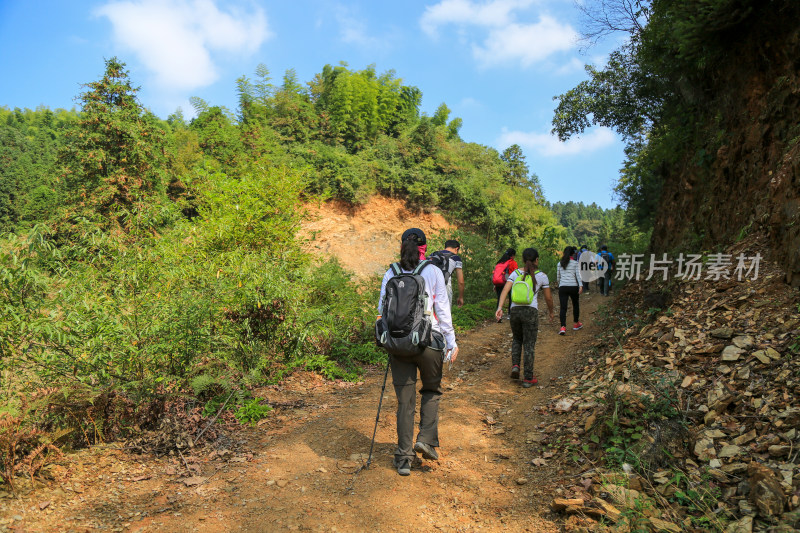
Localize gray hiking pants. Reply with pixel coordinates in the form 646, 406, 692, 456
390, 333, 444, 462
510, 306, 539, 380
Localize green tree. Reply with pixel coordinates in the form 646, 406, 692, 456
59, 57, 167, 224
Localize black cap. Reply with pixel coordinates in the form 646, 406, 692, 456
401, 228, 426, 245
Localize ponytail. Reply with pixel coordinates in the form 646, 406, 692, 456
521, 248, 539, 293
399, 238, 421, 271
559, 246, 573, 270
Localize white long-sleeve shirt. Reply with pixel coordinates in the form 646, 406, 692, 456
378, 263, 457, 351
556, 259, 582, 287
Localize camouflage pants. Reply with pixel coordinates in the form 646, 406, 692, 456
509, 306, 539, 380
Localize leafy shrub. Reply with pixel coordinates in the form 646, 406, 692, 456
234, 399, 272, 426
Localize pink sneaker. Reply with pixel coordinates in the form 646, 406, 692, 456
573, 322, 583, 331
559, 326, 566, 335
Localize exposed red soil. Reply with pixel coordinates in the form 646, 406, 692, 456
301, 197, 454, 278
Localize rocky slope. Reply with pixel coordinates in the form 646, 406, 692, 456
548, 234, 800, 532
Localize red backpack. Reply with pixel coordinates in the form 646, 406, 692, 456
492, 260, 511, 286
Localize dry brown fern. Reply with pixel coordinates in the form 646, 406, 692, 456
0, 412, 63, 494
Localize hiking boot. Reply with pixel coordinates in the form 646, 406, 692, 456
510, 365, 520, 379
393, 457, 411, 476
559, 326, 566, 335
413, 441, 439, 461
522, 377, 538, 388
573, 322, 583, 331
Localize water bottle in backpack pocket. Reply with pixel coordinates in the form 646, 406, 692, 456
375, 261, 433, 357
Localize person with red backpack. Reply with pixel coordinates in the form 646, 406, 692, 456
376, 228, 458, 476
492, 248, 516, 319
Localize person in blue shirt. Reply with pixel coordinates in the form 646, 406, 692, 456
597, 245, 616, 296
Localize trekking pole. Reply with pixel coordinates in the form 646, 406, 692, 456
366, 358, 391, 469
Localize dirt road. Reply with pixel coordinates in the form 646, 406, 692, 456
3, 295, 606, 533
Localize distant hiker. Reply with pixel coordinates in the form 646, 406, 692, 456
577, 245, 590, 293
598, 245, 616, 296
430, 239, 465, 309
492, 248, 517, 318
495, 248, 554, 388
376, 228, 458, 476
556, 246, 583, 335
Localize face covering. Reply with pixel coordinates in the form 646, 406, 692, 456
418, 244, 427, 260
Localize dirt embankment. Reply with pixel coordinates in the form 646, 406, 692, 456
300, 197, 455, 278
652, 11, 800, 285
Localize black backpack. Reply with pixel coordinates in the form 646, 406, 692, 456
375, 261, 433, 357
428, 250, 454, 285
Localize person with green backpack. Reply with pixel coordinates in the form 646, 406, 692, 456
494, 248, 554, 387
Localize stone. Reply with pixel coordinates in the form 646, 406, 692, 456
718, 445, 742, 458
721, 463, 749, 475
725, 516, 753, 533
748, 463, 787, 517
648, 517, 681, 533
710, 327, 734, 339
552, 498, 585, 512
593, 499, 621, 522
516, 478, 528, 485
276, 480, 289, 488
733, 430, 757, 446
721, 345, 744, 361
694, 438, 716, 461
765, 348, 781, 360
753, 350, 771, 364
708, 469, 729, 482
768, 445, 790, 457
732, 336, 755, 349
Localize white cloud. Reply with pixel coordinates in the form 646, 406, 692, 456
473, 17, 576, 68
420, 0, 577, 68
498, 127, 616, 157
458, 96, 481, 108
420, 0, 535, 36
95, 0, 270, 91
553, 56, 586, 75
335, 6, 382, 49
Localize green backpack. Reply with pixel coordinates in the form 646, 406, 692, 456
510, 269, 540, 305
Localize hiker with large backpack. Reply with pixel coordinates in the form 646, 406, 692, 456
429, 239, 465, 310
492, 248, 517, 318
375, 228, 458, 476
494, 248, 554, 387
556, 246, 583, 335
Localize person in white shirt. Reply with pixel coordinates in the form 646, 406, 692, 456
377, 228, 458, 475
556, 246, 583, 335
495, 248, 554, 387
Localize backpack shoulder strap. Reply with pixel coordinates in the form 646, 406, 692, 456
390, 262, 402, 276
413, 260, 431, 276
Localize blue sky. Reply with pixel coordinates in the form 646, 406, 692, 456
0, 0, 625, 208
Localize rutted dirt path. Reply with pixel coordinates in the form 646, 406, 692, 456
4, 295, 606, 533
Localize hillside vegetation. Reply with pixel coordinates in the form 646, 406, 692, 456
553, 0, 800, 284
2, 57, 625, 450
